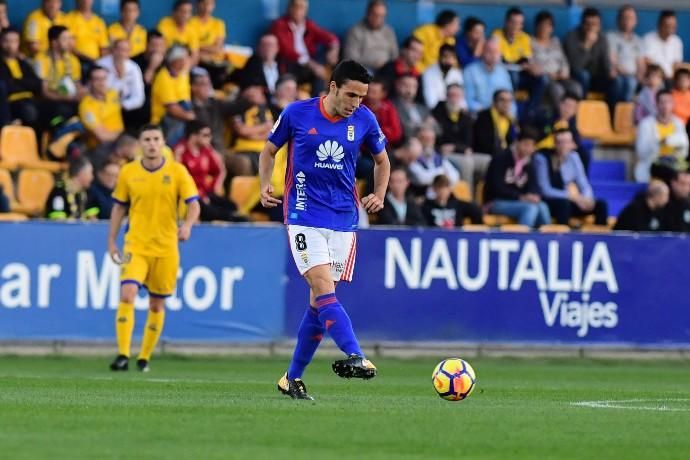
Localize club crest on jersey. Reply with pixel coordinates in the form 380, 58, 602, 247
347, 125, 355, 141
315, 140, 345, 170
162, 175, 171, 184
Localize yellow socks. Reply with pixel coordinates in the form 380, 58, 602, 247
138, 309, 165, 361
115, 301, 135, 357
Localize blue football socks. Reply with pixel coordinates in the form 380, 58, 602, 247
315, 293, 363, 357
287, 306, 324, 379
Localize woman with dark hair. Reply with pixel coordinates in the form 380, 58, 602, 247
531, 10, 582, 111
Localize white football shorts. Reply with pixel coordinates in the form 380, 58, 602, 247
287, 225, 357, 282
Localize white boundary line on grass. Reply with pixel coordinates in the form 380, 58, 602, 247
571, 398, 690, 412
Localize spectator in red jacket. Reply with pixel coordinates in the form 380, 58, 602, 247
269, 0, 339, 94
175, 120, 242, 222
364, 77, 403, 147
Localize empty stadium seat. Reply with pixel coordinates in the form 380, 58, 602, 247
539, 224, 571, 233
499, 224, 531, 233
483, 214, 515, 226
15, 169, 55, 216
229, 176, 261, 215
589, 160, 626, 182
0, 168, 15, 203
576, 101, 635, 146
0, 212, 28, 221
452, 180, 471, 202
591, 181, 645, 216
0, 126, 63, 172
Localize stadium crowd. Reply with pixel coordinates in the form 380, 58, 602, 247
1, 0, 690, 233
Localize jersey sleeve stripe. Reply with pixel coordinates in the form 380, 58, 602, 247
112, 197, 129, 205
184, 195, 200, 203
283, 140, 295, 224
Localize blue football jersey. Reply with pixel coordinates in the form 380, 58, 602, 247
268, 97, 387, 231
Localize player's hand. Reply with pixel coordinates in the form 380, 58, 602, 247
361, 194, 384, 214
261, 184, 282, 208
178, 224, 192, 242
108, 241, 122, 265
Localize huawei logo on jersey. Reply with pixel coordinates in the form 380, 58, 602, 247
315, 140, 345, 170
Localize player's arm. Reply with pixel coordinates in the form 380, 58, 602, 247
362, 150, 390, 214
107, 202, 127, 263
178, 199, 200, 242
259, 140, 282, 208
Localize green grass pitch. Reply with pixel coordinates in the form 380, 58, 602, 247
1, 355, 689, 459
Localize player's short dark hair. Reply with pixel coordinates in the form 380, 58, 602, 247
582, 7, 601, 21
535, 10, 554, 28
120, 0, 139, 9
68, 156, 92, 178
439, 43, 455, 56
517, 125, 540, 142
173, 0, 192, 11
505, 7, 523, 21
185, 120, 211, 138
331, 60, 371, 88
139, 124, 163, 137
463, 17, 484, 35
656, 88, 673, 103
435, 10, 458, 28
432, 174, 451, 189
492, 89, 512, 103
401, 36, 422, 50
658, 9, 676, 26
48, 25, 68, 42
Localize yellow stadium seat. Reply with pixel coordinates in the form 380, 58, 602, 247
15, 169, 55, 216
452, 180, 471, 202
483, 214, 515, 226
539, 224, 571, 233
0, 212, 28, 221
461, 224, 491, 232
229, 176, 261, 215
613, 102, 635, 139
576, 101, 634, 146
500, 224, 531, 233
474, 181, 484, 205
0, 168, 15, 202
0, 126, 64, 172
580, 224, 612, 234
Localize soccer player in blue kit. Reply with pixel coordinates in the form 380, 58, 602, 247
259, 60, 391, 400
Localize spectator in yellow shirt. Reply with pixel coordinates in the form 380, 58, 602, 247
79, 66, 124, 148
493, 7, 546, 121
34, 25, 85, 122
151, 44, 194, 145
412, 10, 459, 73
231, 81, 275, 173
64, 0, 108, 63
190, 0, 226, 87
23, 0, 66, 57
157, 0, 199, 64
108, 0, 147, 58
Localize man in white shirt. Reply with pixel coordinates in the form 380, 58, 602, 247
642, 10, 683, 80
422, 43, 464, 109
97, 38, 144, 132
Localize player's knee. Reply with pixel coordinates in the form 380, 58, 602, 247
149, 298, 166, 312
120, 284, 138, 303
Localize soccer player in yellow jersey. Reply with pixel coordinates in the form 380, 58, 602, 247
108, 0, 147, 58
108, 124, 200, 372
22, 0, 66, 57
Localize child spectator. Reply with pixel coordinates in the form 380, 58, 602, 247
421, 174, 483, 228
671, 68, 690, 127
635, 64, 664, 124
